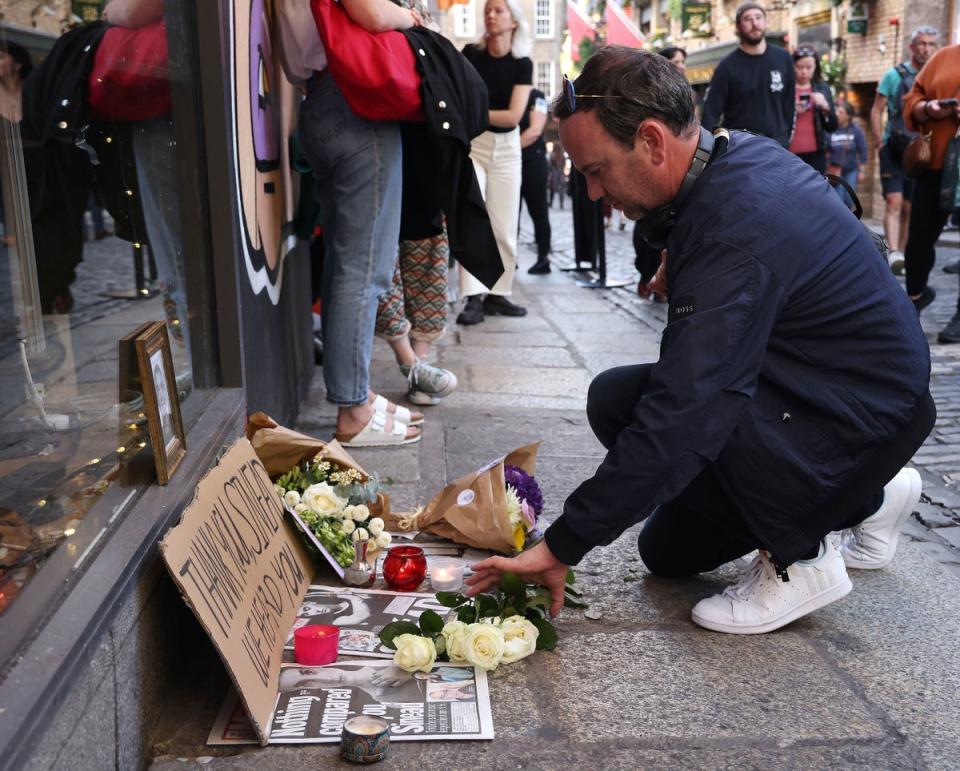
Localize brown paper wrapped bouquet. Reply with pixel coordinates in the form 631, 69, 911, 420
383, 442, 543, 554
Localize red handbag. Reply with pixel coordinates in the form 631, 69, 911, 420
87, 19, 172, 122
310, 0, 424, 122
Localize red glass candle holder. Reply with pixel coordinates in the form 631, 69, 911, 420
294, 624, 339, 665
382, 546, 427, 591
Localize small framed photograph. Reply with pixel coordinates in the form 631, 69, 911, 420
135, 321, 185, 484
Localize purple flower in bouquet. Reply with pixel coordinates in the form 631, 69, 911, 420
504, 465, 543, 517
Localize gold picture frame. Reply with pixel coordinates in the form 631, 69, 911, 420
135, 322, 185, 484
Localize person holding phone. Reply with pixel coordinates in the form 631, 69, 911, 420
901, 42, 960, 342
788, 48, 837, 172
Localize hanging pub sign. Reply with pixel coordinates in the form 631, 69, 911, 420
847, 1, 868, 35
682, 1, 712, 37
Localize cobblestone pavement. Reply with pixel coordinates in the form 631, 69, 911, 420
521, 197, 960, 575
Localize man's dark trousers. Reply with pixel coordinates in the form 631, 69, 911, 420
584, 364, 936, 576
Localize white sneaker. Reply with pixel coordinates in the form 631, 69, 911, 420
888, 250, 905, 276
691, 539, 852, 634
840, 467, 921, 570
404, 359, 458, 406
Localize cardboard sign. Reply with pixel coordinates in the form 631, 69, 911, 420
160, 438, 313, 745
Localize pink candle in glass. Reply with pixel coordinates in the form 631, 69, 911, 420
294, 624, 339, 665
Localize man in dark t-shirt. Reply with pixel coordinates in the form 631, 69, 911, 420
701, 2, 795, 147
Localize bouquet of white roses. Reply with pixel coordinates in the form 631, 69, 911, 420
377, 571, 584, 674
275, 457, 393, 568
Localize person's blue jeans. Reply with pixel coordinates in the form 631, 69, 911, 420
833, 168, 859, 209
133, 118, 191, 364
298, 74, 402, 406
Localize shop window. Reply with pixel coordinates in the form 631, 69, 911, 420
0, 11, 204, 643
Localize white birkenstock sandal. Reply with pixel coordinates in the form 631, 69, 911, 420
336, 410, 421, 448
370, 393, 424, 426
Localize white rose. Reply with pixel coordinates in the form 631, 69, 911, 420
302, 483, 347, 517
499, 615, 539, 664
352, 527, 369, 542
440, 621, 470, 663
367, 517, 384, 536
392, 634, 437, 673
345, 504, 370, 523
463, 623, 505, 671
293, 503, 307, 514
274, 484, 285, 497
341, 519, 356, 535
374, 531, 392, 549
283, 490, 301, 507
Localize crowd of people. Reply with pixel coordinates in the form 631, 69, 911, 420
701, 7, 960, 343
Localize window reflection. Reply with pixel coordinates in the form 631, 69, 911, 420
0, 5, 193, 619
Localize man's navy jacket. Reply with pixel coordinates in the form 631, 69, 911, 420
546, 132, 934, 566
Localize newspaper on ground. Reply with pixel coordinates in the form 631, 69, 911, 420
286, 585, 448, 659
208, 662, 493, 744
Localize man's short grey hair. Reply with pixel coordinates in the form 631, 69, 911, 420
552, 46, 697, 148
911, 25, 939, 43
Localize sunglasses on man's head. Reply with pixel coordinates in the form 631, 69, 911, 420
561, 74, 624, 114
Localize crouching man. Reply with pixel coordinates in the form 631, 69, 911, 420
467, 47, 935, 634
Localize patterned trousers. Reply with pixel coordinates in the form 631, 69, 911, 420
375, 231, 450, 343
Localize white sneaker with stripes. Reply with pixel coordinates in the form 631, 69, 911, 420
691, 538, 852, 634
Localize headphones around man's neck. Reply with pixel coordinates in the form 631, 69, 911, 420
633, 127, 729, 250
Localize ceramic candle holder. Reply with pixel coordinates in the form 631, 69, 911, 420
293, 624, 339, 665
341, 715, 390, 763
430, 558, 465, 592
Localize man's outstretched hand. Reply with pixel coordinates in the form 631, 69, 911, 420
465, 541, 569, 617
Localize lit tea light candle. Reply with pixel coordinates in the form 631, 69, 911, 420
430, 558, 465, 592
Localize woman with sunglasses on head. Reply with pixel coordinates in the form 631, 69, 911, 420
789, 48, 837, 172
455, 0, 533, 326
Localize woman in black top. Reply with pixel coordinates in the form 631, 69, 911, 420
455, 0, 533, 326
